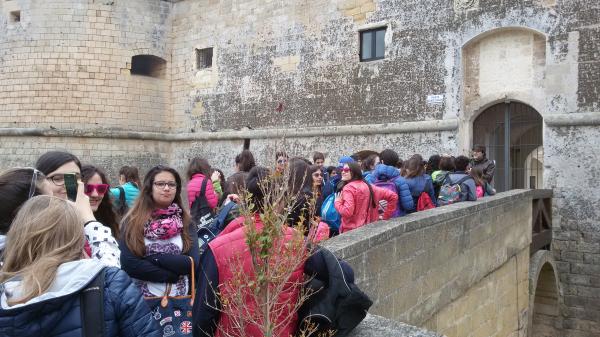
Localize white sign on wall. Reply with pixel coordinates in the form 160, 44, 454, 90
426, 94, 445, 106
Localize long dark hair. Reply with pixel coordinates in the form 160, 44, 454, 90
0, 168, 47, 234
403, 155, 425, 178
122, 165, 192, 257
236, 150, 256, 172
337, 162, 363, 192
362, 154, 379, 172
287, 157, 313, 197
187, 157, 212, 179
119, 166, 141, 188
81, 165, 119, 239
35, 151, 82, 175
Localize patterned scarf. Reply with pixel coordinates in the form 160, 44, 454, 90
143, 203, 184, 241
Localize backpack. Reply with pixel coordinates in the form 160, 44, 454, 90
197, 201, 238, 255
190, 178, 216, 228
476, 185, 484, 198
416, 179, 435, 211
372, 177, 401, 218
297, 248, 372, 337
320, 193, 341, 231
438, 174, 472, 206
80, 268, 105, 337
116, 186, 128, 216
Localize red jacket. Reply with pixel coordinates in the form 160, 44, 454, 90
208, 215, 304, 337
187, 173, 218, 210
334, 180, 398, 233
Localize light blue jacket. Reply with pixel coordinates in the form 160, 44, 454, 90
110, 182, 139, 208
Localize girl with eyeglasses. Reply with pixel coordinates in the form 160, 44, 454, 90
0, 168, 53, 256
119, 165, 199, 297
36, 151, 121, 267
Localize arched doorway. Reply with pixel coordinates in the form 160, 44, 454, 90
529, 251, 562, 337
473, 102, 543, 192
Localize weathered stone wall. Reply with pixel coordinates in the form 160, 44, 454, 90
0, 0, 173, 132
545, 124, 600, 336
324, 190, 533, 337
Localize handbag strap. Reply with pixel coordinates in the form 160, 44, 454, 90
159, 256, 196, 307
80, 269, 105, 337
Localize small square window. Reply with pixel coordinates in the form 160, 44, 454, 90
360, 27, 386, 62
9, 11, 21, 23
196, 48, 213, 69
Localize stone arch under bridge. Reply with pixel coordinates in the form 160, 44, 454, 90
528, 250, 562, 337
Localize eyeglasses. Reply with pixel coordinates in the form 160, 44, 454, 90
47, 173, 81, 186
277, 159, 288, 164
341, 167, 351, 173
154, 181, 177, 190
84, 183, 109, 196
27, 168, 43, 199
312, 173, 323, 177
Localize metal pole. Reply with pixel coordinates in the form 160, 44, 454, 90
504, 102, 511, 191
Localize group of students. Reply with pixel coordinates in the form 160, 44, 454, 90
0, 145, 496, 337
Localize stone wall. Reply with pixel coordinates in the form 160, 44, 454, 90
0, 0, 173, 132
324, 190, 533, 337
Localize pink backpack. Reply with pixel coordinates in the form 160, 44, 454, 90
476, 185, 484, 198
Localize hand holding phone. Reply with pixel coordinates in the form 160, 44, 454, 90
73, 181, 95, 223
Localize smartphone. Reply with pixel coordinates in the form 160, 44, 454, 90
63, 173, 78, 202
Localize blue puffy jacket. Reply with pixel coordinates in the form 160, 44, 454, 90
0, 260, 161, 337
366, 164, 414, 216
404, 174, 437, 212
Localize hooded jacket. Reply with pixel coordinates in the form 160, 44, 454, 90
334, 181, 398, 233
367, 164, 414, 216
0, 259, 160, 337
187, 173, 218, 210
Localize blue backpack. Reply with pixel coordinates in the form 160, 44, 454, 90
320, 193, 341, 231
197, 201, 238, 255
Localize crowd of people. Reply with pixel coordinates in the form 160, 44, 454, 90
0, 145, 496, 337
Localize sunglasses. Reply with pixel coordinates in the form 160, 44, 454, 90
341, 167, 351, 173
84, 183, 109, 196
313, 173, 323, 177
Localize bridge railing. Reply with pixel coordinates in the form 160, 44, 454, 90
530, 189, 553, 255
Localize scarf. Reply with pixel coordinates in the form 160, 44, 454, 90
143, 203, 184, 241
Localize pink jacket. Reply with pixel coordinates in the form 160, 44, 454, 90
334, 180, 398, 233
187, 173, 218, 210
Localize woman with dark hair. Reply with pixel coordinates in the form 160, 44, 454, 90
81, 165, 120, 238
36, 151, 120, 267
402, 155, 436, 212
119, 165, 199, 297
334, 162, 398, 233
309, 165, 325, 215
186, 157, 218, 213
110, 165, 141, 214
432, 155, 455, 196
35, 151, 82, 199
286, 158, 314, 231
226, 150, 255, 195
0, 168, 52, 255
426, 154, 441, 176
361, 154, 379, 182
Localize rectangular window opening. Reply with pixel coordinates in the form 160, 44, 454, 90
360, 27, 387, 62
10, 10, 20, 23
196, 48, 213, 70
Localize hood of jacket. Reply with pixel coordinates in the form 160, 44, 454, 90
372, 164, 400, 181
0, 259, 103, 313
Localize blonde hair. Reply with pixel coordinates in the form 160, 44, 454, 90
0, 195, 85, 305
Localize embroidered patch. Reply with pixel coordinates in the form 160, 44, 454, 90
163, 325, 175, 337
159, 316, 173, 326
180, 321, 192, 334
186, 310, 193, 318
174, 310, 181, 317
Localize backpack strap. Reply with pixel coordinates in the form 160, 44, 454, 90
117, 186, 126, 207
80, 268, 105, 337
456, 175, 473, 185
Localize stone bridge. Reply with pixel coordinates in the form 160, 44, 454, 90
325, 189, 559, 337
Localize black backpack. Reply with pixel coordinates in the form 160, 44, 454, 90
298, 248, 373, 337
190, 178, 216, 228
197, 201, 239, 255
115, 186, 128, 216
80, 269, 105, 337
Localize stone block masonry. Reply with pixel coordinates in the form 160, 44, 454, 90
324, 190, 534, 337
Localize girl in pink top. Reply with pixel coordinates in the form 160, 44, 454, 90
186, 157, 218, 210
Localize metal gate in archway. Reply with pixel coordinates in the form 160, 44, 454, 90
473, 102, 543, 193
